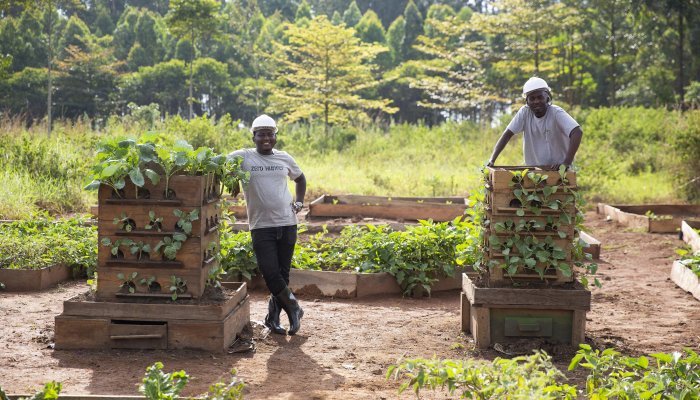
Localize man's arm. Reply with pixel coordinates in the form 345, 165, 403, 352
562, 126, 582, 166
294, 173, 307, 204
487, 130, 515, 167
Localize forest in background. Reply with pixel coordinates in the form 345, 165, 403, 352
1, 0, 699, 128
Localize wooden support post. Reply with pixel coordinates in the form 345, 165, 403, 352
472, 306, 490, 349
571, 309, 586, 346
460, 292, 471, 333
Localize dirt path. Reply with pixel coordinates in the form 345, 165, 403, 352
1, 212, 699, 398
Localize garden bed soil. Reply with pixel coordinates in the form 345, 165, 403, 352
597, 203, 700, 233
681, 220, 700, 252
2, 212, 700, 398
308, 194, 468, 222
0, 264, 72, 291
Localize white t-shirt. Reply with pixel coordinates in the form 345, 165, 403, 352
228, 148, 303, 230
506, 105, 580, 166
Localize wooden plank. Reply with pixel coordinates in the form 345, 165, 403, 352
96, 264, 208, 300
0, 264, 72, 292
54, 316, 110, 349
98, 202, 220, 238
571, 309, 587, 345
487, 166, 577, 190
64, 283, 247, 320
601, 204, 700, 233
670, 260, 700, 301
460, 292, 470, 333
615, 204, 700, 216
462, 274, 590, 310
109, 322, 167, 349
649, 218, 684, 233
471, 306, 490, 349
307, 194, 468, 222
289, 269, 358, 298
99, 174, 218, 207
580, 231, 601, 260
97, 230, 219, 267
681, 220, 700, 252
356, 272, 402, 297
222, 296, 251, 350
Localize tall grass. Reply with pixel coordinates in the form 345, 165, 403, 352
0, 108, 696, 219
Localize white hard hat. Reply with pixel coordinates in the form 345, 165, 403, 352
522, 77, 551, 97
250, 114, 278, 133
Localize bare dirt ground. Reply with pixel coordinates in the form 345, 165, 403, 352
1, 211, 699, 399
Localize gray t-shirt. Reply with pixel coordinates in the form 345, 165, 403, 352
228, 148, 303, 230
506, 105, 580, 166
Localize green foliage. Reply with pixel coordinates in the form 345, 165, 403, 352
678, 250, 700, 278
387, 351, 577, 399
168, 275, 187, 300
218, 214, 258, 280
569, 344, 700, 399
202, 369, 245, 400
140, 362, 189, 400
0, 213, 97, 276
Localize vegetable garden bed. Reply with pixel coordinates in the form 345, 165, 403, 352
597, 203, 700, 233
580, 231, 601, 259
308, 194, 468, 222
0, 264, 72, 291
670, 260, 700, 301
681, 220, 700, 252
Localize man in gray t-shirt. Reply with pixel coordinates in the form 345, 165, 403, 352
487, 77, 582, 168
227, 114, 306, 336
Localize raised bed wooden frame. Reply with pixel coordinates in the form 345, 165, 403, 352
308, 194, 468, 222
460, 273, 590, 349
597, 203, 700, 233
681, 220, 700, 252
0, 264, 72, 291
670, 260, 700, 302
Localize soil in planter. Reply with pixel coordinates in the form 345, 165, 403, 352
164, 188, 177, 200
72, 284, 237, 305
111, 188, 126, 199
136, 188, 150, 199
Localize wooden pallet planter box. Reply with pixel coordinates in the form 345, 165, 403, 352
670, 260, 700, 302
0, 264, 72, 291
597, 204, 700, 233
284, 267, 475, 298
487, 166, 576, 190
681, 220, 700, 252
460, 273, 590, 349
55, 282, 249, 352
308, 194, 468, 222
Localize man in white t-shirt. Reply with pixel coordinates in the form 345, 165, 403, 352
487, 77, 582, 169
228, 114, 307, 336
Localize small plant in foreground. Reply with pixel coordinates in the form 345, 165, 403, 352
117, 271, 139, 293
145, 210, 163, 232
155, 233, 187, 260
0, 381, 62, 400
169, 275, 187, 300
140, 362, 189, 400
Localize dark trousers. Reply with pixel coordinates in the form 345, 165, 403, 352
250, 225, 297, 296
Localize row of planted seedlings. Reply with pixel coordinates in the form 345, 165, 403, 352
85, 134, 248, 301
461, 165, 599, 349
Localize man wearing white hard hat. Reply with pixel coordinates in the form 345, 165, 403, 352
228, 114, 307, 336
487, 77, 583, 169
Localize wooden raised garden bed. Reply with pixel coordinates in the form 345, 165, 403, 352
287, 267, 475, 298
55, 282, 249, 352
0, 264, 72, 291
580, 231, 601, 260
308, 194, 468, 222
670, 260, 700, 302
597, 204, 700, 233
461, 274, 590, 349
681, 220, 700, 252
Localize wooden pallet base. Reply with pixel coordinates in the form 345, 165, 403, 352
55, 282, 250, 352
461, 274, 589, 349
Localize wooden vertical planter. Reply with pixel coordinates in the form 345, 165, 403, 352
96, 174, 222, 300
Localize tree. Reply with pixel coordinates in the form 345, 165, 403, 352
386, 15, 405, 66
295, 0, 312, 22
120, 59, 188, 116
166, 0, 221, 120
408, 13, 494, 119
401, 0, 423, 61
269, 15, 396, 133
342, 0, 361, 27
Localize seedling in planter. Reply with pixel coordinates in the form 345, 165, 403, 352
117, 271, 139, 293
645, 210, 672, 221
221, 155, 249, 195
169, 275, 187, 300
174, 209, 199, 235
113, 212, 136, 232
154, 140, 192, 199
139, 275, 161, 292
0, 282, 5, 290
129, 240, 151, 260
101, 237, 134, 258
155, 233, 187, 260
144, 210, 163, 232
84, 138, 159, 198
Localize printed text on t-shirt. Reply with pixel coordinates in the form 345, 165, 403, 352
251, 165, 285, 172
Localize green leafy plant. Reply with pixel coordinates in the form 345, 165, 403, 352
139, 362, 189, 400
145, 211, 163, 232
569, 344, 700, 399
153, 140, 192, 199
84, 138, 159, 198
645, 210, 673, 221
128, 240, 151, 260
117, 271, 139, 293
202, 369, 245, 400
174, 208, 199, 235
100, 237, 134, 258
678, 249, 700, 278
154, 233, 187, 260
113, 212, 136, 232
221, 155, 249, 195
169, 275, 187, 300
387, 351, 577, 399
219, 212, 258, 280
139, 275, 160, 292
